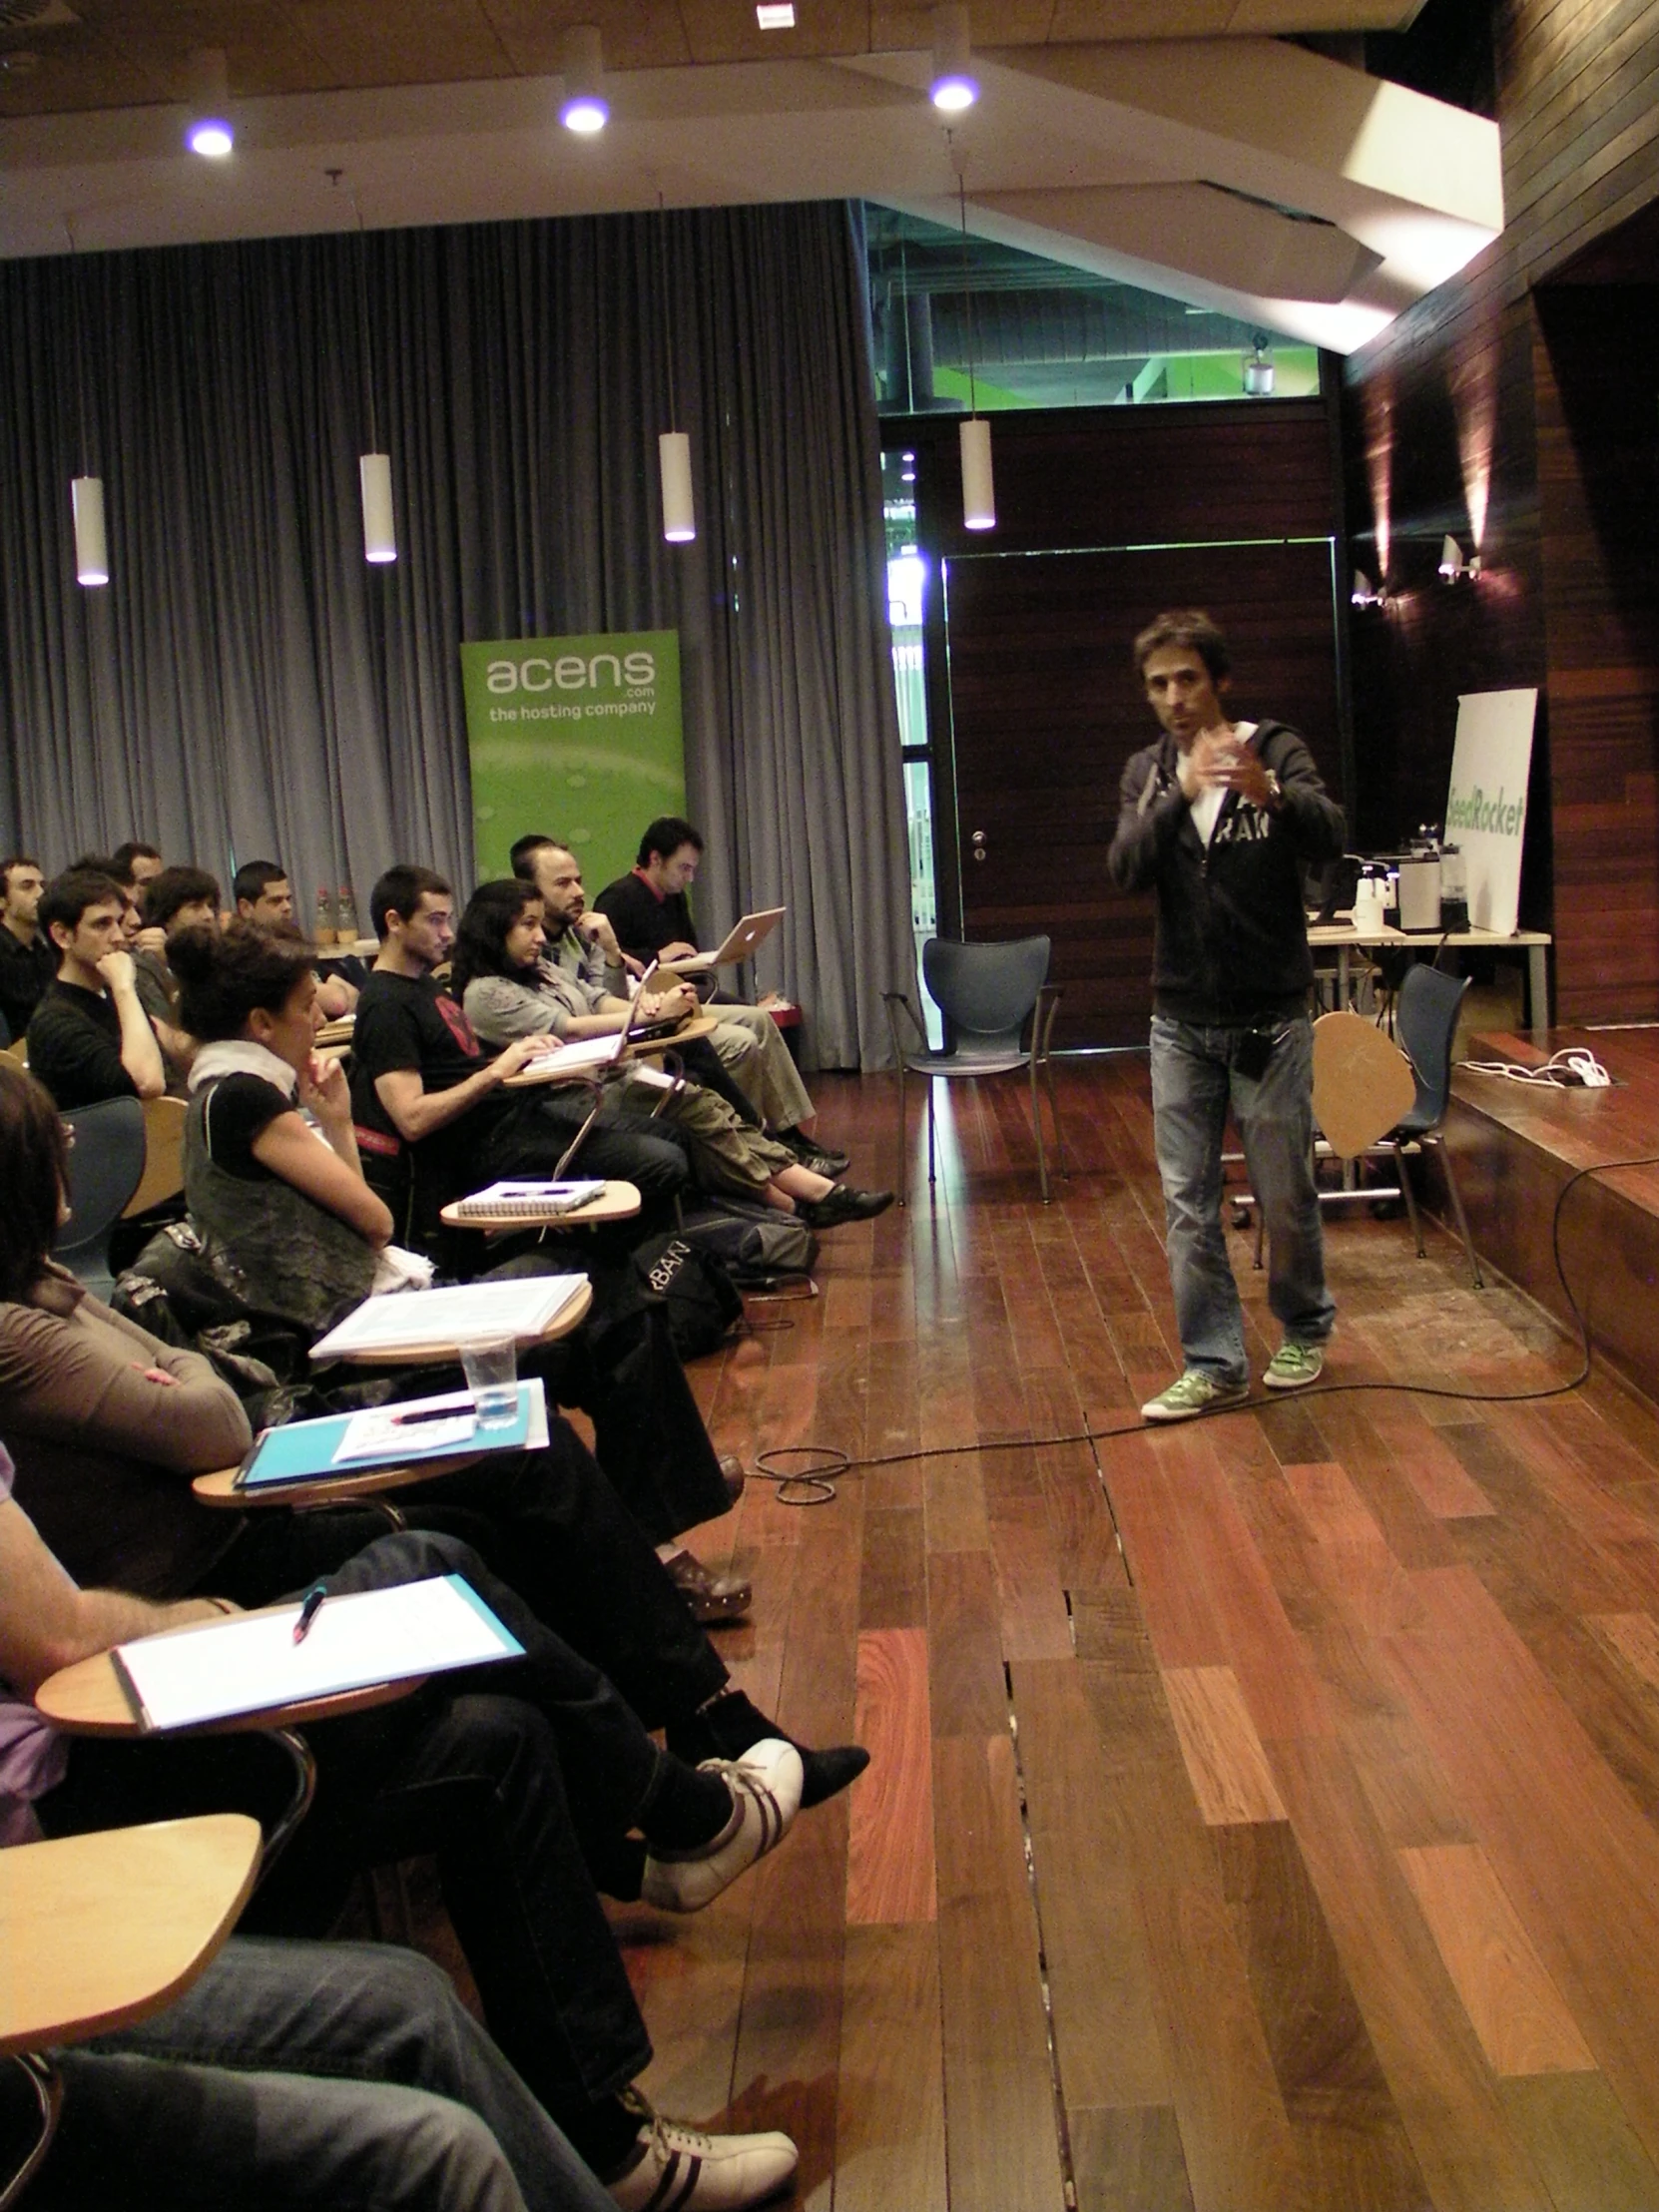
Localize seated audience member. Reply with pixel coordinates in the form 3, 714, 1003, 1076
456, 876, 889, 1230
0, 1051, 863, 1796
236, 857, 357, 1015
111, 839, 165, 889
0, 852, 54, 1042
0, 1450, 803, 2209
25, 866, 166, 1107
130, 862, 220, 1088
592, 819, 846, 1176
350, 865, 689, 1223
0, 1474, 625, 2212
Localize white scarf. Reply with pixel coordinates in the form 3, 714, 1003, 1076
188, 1039, 299, 1097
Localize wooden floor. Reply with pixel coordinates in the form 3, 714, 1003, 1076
604, 1055, 1659, 2212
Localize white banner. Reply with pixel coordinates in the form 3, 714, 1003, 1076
1446, 688, 1537, 936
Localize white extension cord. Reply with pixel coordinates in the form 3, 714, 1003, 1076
1458, 1046, 1611, 1089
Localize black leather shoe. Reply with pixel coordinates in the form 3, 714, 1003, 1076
668, 1690, 870, 1811
663, 1550, 754, 1624
796, 1186, 894, 1231
718, 1454, 747, 1505
779, 1128, 851, 1176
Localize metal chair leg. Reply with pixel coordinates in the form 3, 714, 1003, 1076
1043, 1054, 1068, 1180
1435, 1135, 1485, 1290
259, 1727, 319, 1886
1392, 1139, 1426, 1257
1028, 1051, 1050, 1203
0, 2056, 61, 2212
896, 1063, 907, 1208
926, 1082, 936, 1188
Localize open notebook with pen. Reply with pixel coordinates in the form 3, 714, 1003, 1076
234, 1380, 549, 1489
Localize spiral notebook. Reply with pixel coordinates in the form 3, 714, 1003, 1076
447, 1180, 606, 1223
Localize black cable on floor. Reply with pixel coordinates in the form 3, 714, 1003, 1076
742, 1153, 1659, 1498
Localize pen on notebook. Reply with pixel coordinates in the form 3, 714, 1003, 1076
389, 1404, 475, 1427
291, 1584, 327, 1645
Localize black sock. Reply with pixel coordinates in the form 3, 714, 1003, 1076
637, 1751, 733, 1851
562, 2093, 648, 2179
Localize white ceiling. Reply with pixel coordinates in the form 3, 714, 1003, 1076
0, 2, 1497, 352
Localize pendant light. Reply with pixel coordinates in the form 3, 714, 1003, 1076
184, 46, 234, 158
954, 162, 994, 532
656, 197, 695, 543
930, 4, 978, 113
559, 24, 609, 135
346, 183, 396, 563
65, 218, 107, 587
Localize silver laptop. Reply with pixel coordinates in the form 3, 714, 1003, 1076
659, 907, 785, 974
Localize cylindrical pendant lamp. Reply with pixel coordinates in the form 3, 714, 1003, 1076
660, 430, 696, 544
960, 417, 994, 532
359, 452, 397, 563
72, 475, 109, 586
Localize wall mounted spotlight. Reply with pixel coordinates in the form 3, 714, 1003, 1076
1438, 534, 1480, 581
184, 46, 234, 158
756, 2, 796, 22
1243, 333, 1275, 395
930, 5, 978, 113
559, 25, 609, 135
1351, 569, 1387, 610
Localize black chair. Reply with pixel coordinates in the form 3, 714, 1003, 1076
1382, 962, 1484, 1289
53, 1097, 147, 1300
882, 935, 1066, 1205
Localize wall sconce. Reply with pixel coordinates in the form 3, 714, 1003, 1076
559, 25, 609, 135
930, 5, 978, 113
1438, 534, 1480, 582
1243, 334, 1275, 396
1351, 569, 1387, 610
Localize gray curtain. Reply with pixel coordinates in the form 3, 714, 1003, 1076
0, 203, 910, 1068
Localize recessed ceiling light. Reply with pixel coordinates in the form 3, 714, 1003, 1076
757, 3, 796, 24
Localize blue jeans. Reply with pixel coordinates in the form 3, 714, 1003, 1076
31, 1937, 614, 2212
1149, 1014, 1336, 1384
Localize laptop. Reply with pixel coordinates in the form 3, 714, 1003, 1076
658, 907, 785, 974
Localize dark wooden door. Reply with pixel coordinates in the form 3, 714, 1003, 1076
942, 540, 1344, 1047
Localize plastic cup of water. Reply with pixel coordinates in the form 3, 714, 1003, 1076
460, 1337, 518, 1429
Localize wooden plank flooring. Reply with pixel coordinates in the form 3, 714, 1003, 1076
601, 1056, 1659, 2205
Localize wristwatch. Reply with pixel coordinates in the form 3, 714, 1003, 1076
1262, 769, 1283, 811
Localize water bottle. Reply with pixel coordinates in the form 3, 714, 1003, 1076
336, 885, 358, 945
314, 886, 335, 946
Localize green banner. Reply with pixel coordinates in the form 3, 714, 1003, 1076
461, 630, 684, 897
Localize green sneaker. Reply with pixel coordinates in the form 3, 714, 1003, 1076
1140, 1371, 1250, 1423
1263, 1342, 1325, 1391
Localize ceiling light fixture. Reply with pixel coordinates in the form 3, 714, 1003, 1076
559, 24, 609, 135
954, 159, 994, 532
64, 217, 107, 587
340, 181, 397, 563
184, 46, 234, 158
656, 196, 696, 543
930, 4, 978, 114
756, 3, 796, 24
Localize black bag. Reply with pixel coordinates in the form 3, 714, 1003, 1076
673, 1199, 818, 1285
629, 1233, 745, 1361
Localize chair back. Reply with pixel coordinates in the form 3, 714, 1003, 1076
1394, 964, 1470, 1126
123, 1095, 189, 1218
54, 1096, 147, 1298
922, 936, 1050, 1058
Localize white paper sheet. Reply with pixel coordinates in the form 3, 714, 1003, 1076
310, 1275, 586, 1359
113, 1575, 523, 1731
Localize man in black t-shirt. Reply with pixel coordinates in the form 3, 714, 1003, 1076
0, 854, 55, 1043
350, 864, 689, 1218
26, 868, 168, 1109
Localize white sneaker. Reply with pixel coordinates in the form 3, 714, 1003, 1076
606, 2092, 799, 2211
641, 1739, 803, 1914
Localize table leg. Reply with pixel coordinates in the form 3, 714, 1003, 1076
0, 2054, 62, 2212
259, 1727, 319, 1885
1339, 945, 1352, 1010
1528, 943, 1550, 1036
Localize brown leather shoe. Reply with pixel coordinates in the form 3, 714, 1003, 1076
718, 1454, 746, 1505
664, 1548, 754, 1624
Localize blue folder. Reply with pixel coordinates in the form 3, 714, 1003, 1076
236, 1382, 539, 1489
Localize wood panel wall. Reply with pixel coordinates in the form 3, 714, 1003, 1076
1343, 0, 1659, 1017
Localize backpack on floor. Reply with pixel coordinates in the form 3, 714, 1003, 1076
628, 1232, 746, 1361
673, 1199, 818, 1286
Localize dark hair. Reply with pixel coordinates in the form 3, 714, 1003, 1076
450, 878, 544, 1000
369, 864, 450, 939
145, 865, 221, 932
509, 833, 560, 880
233, 860, 289, 908
39, 867, 125, 945
169, 920, 316, 1043
1131, 609, 1232, 684
0, 1060, 70, 1304
636, 817, 703, 869
0, 855, 41, 899
71, 852, 127, 881
111, 841, 163, 873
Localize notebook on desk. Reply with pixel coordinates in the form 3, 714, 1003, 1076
658, 908, 785, 974
310, 1277, 587, 1361
234, 1381, 550, 1489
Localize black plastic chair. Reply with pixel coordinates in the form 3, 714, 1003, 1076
53, 1096, 147, 1300
1382, 962, 1484, 1288
882, 935, 1066, 1205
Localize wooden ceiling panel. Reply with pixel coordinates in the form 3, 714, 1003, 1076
480, 1, 693, 73
1049, 0, 1235, 32
675, 0, 873, 67
868, 2, 1059, 47
290, 1, 513, 93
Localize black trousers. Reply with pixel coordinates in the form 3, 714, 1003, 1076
38, 1531, 661, 2127
201, 1409, 731, 1729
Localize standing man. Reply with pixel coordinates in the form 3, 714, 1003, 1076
593, 818, 848, 1176
0, 854, 54, 1042
26, 866, 167, 1107
1107, 610, 1344, 1421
